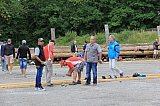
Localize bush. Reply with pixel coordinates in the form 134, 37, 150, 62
56, 30, 158, 46
65, 31, 77, 42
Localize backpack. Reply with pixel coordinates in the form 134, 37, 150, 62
132, 72, 140, 77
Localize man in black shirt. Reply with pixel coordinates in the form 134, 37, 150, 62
34, 38, 46, 91
83, 41, 87, 53
71, 41, 78, 57
2, 39, 15, 75
16, 40, 31, 77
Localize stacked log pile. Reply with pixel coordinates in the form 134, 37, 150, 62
17, 44, 157, 59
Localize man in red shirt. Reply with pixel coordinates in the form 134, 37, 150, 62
44, 40, 55, 87
60, 57, 85, 85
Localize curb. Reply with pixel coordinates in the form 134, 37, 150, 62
0, 74, 160, 90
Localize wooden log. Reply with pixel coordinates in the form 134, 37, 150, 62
16, 44, 158, 59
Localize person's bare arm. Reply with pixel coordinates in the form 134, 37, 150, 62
98, 52, 102, 64
67, 67, 75, 75
84, 52, 87, 63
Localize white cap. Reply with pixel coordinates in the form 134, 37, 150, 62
22, 40, 26, 44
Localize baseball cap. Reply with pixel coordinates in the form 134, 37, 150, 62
7, 39, 11, 42
3, 40, 7, 43
49, 40, 56, 44
22, 40, 26, 44
49, 40, 55, 43
60, 60, 65, 67
38, 38, 44, 42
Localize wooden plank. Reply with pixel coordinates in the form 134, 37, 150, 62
104, 24, 109, 46
157, 26, 160, 42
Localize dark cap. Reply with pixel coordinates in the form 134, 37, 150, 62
49, 40, 55, 43
3, 40, 7, 43
49, 40, 56, 45
38, 38, 44, 42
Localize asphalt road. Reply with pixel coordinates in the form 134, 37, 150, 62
0, 79, 160, 106
0, 60, 160, 84
0, 60, 160, 106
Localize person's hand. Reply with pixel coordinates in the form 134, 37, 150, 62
98, 60, 103, 64
41, 61, 45, 65
28, 60, 31, 62
84, 60, 86, 64
50, 61, 53, 64
16, 59, 19, 62
1, 57, 4, 60
115, 58, 118, 60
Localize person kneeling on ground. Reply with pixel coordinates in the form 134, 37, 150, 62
60, 57, 85, 85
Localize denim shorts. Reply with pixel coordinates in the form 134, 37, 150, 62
20, 58, 28, 69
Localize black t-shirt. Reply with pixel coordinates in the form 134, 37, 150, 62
153, 42, 159, 50
16, 44, 31, 60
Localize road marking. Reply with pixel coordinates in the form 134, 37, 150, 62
0, 74, 160, 90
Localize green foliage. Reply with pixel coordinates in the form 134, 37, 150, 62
56, 30, 158, 46
65, 31, 77, 42
0, 0, 160, 47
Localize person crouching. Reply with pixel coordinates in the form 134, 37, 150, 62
60, 57, 85, 85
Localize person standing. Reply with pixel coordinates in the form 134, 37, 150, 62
16, 40, 31, 78
153, 39, 159, 59
44, 40, 55, 87
2, 39, 15, 75
84, 36, 102, 86
1, 40, 7, 71
108, 35, 123, 79
34, 38, 46, 91
83, 41, 87, 53
71, 41, 78, 57
60, 57, 85, 85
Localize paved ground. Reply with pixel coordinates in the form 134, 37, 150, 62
0, 60, 160, 84
0, 60, 160, 106
0, 79, 160, 106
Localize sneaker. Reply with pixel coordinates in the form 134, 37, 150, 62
102, 76, 106, 79
109, 75, 117, 79
24, 76, 27, 78
38, 86, 46, 91
120, 73, 123, 78
69, 81, 77, 85
46, 84, 54, 87
6, 70, 9, 74
93, 83, 97, 86
77, 80, 81, 84
10, 72, 12, 75
66, 74, 72, 77
35, 87, 38, 91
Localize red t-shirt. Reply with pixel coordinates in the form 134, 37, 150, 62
44, 44, 54, 60
65, 57, 82, 69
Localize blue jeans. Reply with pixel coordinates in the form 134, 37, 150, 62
2, 56, 6, 71
20, 58, 28, 69
35, 66, 44, 88
86, 62, 97, 84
